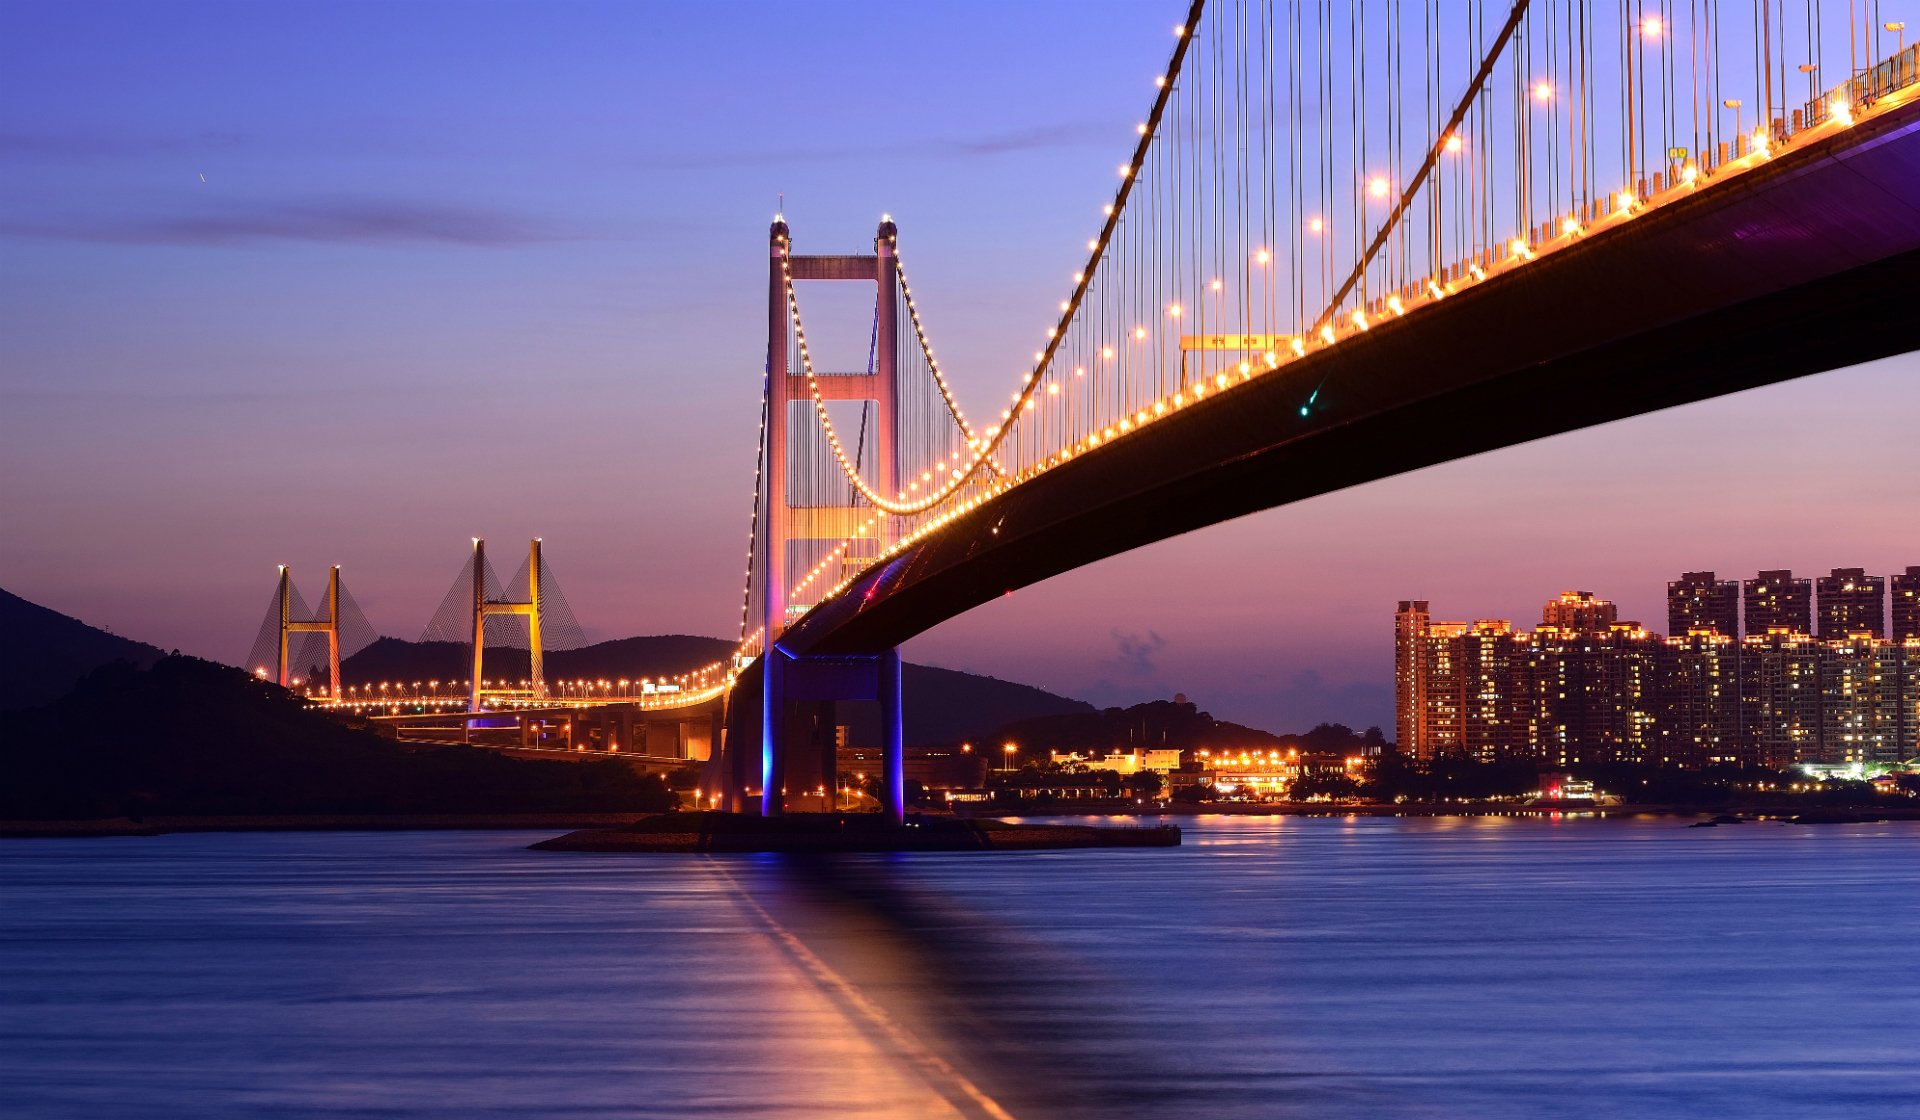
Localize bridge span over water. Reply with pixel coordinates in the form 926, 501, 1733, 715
277, 2, 1920, 824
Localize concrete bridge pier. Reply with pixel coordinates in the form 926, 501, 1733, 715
747, 647, 903, 824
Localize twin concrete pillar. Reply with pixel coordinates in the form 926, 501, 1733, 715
276, 564, 342, 698
467, 538, 545, 714
755, 218, 905, 824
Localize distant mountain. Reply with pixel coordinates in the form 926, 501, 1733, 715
879, 664, 1093, 746
341, 635, 737, 687
0, 589, 1093, 750
0, 588, 165, 711
989, 696, 1389, 756
340, 635, 1092, 745
992, 696, 1289, 754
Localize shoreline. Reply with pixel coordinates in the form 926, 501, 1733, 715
7, 802, 1917, 839
976, 801, 1920, 823
0, 812, 659, 838
531, 812, 1181, 853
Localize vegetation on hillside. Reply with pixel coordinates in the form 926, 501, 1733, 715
0, 657, 675, 820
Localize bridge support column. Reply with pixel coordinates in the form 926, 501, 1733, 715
761, 647, 786, 817
879, 648, 904, 826
751, 218, 909, 821
756, 648, 903, 821
468, 538, 487, 715
275, 566, 292, 687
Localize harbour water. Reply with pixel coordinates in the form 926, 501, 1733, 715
2, 814, 1916, 1119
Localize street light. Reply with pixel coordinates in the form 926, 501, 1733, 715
1724, 99, 1744, 148
1889, 22, 1908, 55
1002, 742, 1018, 772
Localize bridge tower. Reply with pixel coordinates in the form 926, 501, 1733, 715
467, 537, 546, 713
274, 564, 342, 697
754, 217, 906, 822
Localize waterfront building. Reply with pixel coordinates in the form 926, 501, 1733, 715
1394, 603, 1525, 762
1394, 601, 1431, 759
1659, 629, 1745, 767
1049, 747, 1182, 774
1816, 636, 1906, 764
1458, 620, 1526, 763
1741, 630, 1823, 767
1895, 643, 1920, 759
1744, 570, 1812, 636
1397, 581, 1920, 771
1519, 617, 1660, 768
1893, 567, 1920, 642
1667, 571, 1739, 638
1816, 567, 1885, 639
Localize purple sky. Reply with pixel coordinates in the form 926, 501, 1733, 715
4, 0, 1918, 735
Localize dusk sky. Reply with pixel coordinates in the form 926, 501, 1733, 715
5, 0, 1918, 735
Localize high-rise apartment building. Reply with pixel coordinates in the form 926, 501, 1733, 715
1394, 601, 1430, 759
1457, 621, 1526, 763
1395, 603, 1525, 762
1742, 630, 1823, 767
1817, 635, 1904, 764
1667, 571, 1739, 638
1893, 567, 1920, 643
1541, 590, 1618, 633
1744, 570, 1812, 636
1817, 568, 1885, 639
1520, 619, 1660, 768
1659, 630, 1744, 766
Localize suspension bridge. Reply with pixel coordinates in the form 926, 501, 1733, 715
262, 1, 1920, 823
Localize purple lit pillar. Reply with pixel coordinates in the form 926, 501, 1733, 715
762, 647, 785, 817
879, 649, 903, 825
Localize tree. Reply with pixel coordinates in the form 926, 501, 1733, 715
1290, 771, 1361, 800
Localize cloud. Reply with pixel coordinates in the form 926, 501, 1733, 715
640, 120, 1112, 171
0, 196, 567, 248
1105, 629, 1167, 677
942, 122, 1113, 157
0, 129, 255, 160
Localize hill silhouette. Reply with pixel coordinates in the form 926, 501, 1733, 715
341, 636, 1092, 745
987, 696, 1388, 761
0, 588, 164, 711
991, 696, 1288, 754
0, 656, 675, 820
340, 634, 738, 686
0, 584, 1095, 757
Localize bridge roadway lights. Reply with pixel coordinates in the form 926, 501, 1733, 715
760, 646, 904, 826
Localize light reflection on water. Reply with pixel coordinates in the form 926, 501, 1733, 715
2, 814, 1917, 1119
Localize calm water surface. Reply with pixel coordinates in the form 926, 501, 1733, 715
2, 814, 1917, 1119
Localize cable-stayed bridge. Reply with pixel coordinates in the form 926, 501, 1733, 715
275, 2, 1920, 821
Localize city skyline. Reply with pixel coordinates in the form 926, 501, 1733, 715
5, 1, 1919, 737
1398, 568, 1920, 771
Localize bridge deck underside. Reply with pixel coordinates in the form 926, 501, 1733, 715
782, 99, 1920, 657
